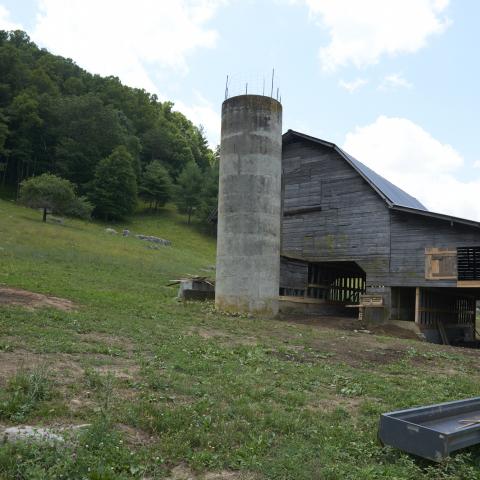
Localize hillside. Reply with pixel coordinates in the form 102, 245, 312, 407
0, 30, 218, 223
1, 200, 480, 479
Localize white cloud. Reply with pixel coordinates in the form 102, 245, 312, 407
302, 0, 450, 71
379, 73, 413, 90
32, 0, 225, 91
343, 116, 480, 221
0, 5, 23, 30
339, 77, 368, 93
474, 160, 480, 169
174, 92, 220, 146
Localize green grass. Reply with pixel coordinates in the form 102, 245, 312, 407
0, 366, 52, 422
2, 199, 480, 479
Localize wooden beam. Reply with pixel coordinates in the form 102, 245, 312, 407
457, 281, 480, 288
278, 296, 326, 304
415, 287, 420, 325
283, 205, 322, 216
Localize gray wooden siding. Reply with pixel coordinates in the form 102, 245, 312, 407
280, 138, 480, 293
280, 257, 308, 290
389, 211, 480, 287
281, 139, 391, 286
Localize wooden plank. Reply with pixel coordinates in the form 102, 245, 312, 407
437, 321, 450, 346
425, 248, 457, 255
278, 296, 326, 304
415, 287, 420, 325
283, 205, 323, 216
457, 280, 480, 288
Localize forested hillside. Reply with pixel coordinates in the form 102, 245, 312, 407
0, 30, 218, 220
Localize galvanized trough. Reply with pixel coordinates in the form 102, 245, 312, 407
379, 397, 480, 461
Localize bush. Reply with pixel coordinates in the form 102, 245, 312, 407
64, 195, 94, 219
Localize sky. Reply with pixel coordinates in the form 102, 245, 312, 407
1, 0, 480, 220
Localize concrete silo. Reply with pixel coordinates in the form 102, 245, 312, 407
215, 94, 283, 316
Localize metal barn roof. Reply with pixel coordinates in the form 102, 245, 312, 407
283, 129, 427, 210
283, 129, 480, 229
338, 148, 427, 210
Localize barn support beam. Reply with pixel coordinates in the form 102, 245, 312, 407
415, 287, 420, 325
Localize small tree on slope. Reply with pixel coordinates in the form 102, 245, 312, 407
19, 173, 92, 222
89, 146, 138, 221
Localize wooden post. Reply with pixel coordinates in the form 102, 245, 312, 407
415, 287, 420, 325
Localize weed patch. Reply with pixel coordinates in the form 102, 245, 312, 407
0, 366, 53, 422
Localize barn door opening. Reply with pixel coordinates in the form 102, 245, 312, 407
391, 287, 416, 321
307, 261, 366, 304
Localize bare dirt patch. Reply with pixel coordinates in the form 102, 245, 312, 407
167, 465, 258, 480
274, 316, 414, 367
188, 326, 258, 347
189, 326, 230, 340
116, 423, 155, 446
268, 333, 406, 368
76, 332, 135, 353
0, 285, 76, 311
309, 336, 406, 368
307, 396, 364, 414
278, 314, 418, 340
0, 351, 83, 384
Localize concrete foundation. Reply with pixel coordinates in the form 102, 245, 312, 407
215, 95, 282, 316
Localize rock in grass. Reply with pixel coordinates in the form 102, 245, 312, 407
49, 216, 65, 225
1, 424, 90, 444
105, 228, 118, 234
135, 234, 171, 246
2, 426, 64, 443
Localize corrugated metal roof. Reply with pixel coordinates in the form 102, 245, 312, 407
283, 130, 427, 210
338, 148, 428, 210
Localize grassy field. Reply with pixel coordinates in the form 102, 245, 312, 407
1, 199, 480, 479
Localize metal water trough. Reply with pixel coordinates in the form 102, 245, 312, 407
379, 397, 480, 461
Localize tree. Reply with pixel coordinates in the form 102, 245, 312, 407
198, 156, 219, 224
88, 146, 137, 220
0, 30, 217, 201
0, 110, 9, 185
53, 94, 133, 189
19, 173, 91, 221
64, 195, 94, 219
174, 162, 203, 224
139, 160, 172, 209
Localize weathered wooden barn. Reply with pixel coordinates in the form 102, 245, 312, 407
280, 130, 480, 344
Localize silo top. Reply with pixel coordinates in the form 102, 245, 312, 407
222, 94, 282, 114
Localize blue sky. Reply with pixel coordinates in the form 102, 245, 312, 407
1, 0, 479, 220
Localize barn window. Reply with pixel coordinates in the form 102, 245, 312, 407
425, 248, 457, 280
457, 247, 480, 281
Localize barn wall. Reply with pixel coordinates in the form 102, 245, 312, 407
279, 257, 308, 295
281, 139, 391, 287
389, 211, 480, 287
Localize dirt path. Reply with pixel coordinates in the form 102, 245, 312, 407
0, 285, 76, 311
